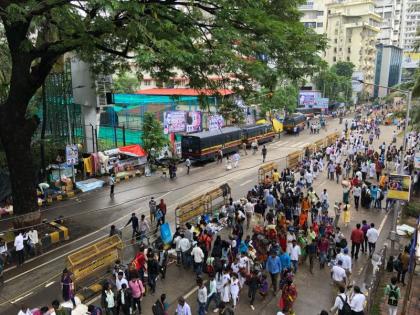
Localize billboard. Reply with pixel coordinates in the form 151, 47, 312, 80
415, 152, 420, 169
208, 114, 224, 131
387, 174, 412, 201
186, 111, 202, 133
65, 145, 79, 166
402, 52, 420, 69
163, 111, 186, 134
314, 98, 329, 109
298, 91, 322, 108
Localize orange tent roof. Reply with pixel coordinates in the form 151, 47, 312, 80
135, 88, 233, 96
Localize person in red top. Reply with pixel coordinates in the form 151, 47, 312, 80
317, 235, 330, 268
159, 199, 167, 223
350, 223, 364, 260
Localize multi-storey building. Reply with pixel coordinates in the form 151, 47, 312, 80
324, 1, 382, 84
375, 0, 405, 46
299, 0, 328, 35
374, 44, 403, 97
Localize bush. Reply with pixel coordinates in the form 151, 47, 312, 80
404, 201, 420, 217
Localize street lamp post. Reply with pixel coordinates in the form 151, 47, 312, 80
353, 79, 412, 253
65, 84, 85, 184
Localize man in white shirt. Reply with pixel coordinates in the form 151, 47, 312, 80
191, 242, 204, 276
289, 240, 301, 273
331, 260, 347, 288
14, 232, 25, 267
320, 189, 329, 206
336, 248, 352, 276
330, 286, 348, 314
115, 271, 128, 290
26, 228, 39, 256
179, 234, 191, 268
304, 170, 313, 188
17, 305, 32, 315
366, 223, 379, 257
244, 200, 254, 229
176, 297, 192, 315
350, 286, 366, 314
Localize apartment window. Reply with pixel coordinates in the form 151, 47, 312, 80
348, 47, 351, 53
143, 80, 151, 86
334, 47, 337, 53
339, 47, 342, 51
334, 38, 338, 43
333, 57, 337, 62
316, 22, 323, 28
347, 57, 350, 61
348, 38, 351, 43
317, 11, 324, 16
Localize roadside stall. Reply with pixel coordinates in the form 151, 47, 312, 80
104, 144, 147, 178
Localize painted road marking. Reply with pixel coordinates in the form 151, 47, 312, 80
290, 141, 304, 148
378, 212, 389, 234
4, 190, 173, 282
45, 281, 55, 288
240, 179, 254, 186
11, 292, 33, 304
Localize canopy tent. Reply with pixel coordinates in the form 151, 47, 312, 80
119, 144, 147, 157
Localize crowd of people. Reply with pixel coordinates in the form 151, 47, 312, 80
13, 105, 420, 315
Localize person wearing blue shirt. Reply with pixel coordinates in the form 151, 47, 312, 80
265, 193, 277, 209
370, 185, 378, 208
279, 250, 291, 271
266, 251, 282, 293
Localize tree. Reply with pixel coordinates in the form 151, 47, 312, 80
314, 66, 353, 105
259, 85, 299, 117
0, 0, 326, 218
142, 112, 168, 154
331, 61, 354, 78
113, 72, 140, 94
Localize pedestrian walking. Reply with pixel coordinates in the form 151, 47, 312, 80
125, 213, 139, 240
247, 270, 259, 310
205, 274, 220, 313
61, 268, 76, 308
396, 247, 410, 285
175, 297, 192, 315
149, 197, 157, 223
384, 277, 400, 315
353, 185, 361, 211
14, 232, 25, 267
101, 283, 115, 315
351, 224, 364, 260
116, 283, 132, 315
330, 286, 351, 315
350, 286, 366, 315
331, 260, 347, 289
128, 274, 145, 314
289, 240, 301, 273
366, 223, 379, 257
197, 278, 208, 315
242, 142, 248, 155
109, 173, 115, 197
262, 145, 267, 163
185, 158, 191, 174
152, 294, 168, 315
266, 251, 282, 293
191, 241, 204, 276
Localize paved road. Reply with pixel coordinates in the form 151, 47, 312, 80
0, 116, 398, 315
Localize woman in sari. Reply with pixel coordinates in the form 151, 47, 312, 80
61, 268, 76, 308
280, 278, 298, 314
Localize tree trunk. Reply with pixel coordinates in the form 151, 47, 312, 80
0, 109, 39, 222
